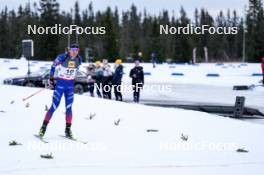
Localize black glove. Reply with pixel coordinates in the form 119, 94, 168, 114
49, 77, 55, 87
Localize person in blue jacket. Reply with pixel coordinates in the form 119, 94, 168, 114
39, 43, 82, 138
112, 59, 123, 101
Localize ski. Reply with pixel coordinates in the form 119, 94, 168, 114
58, 135, 87, 144
34, 134, 49, 143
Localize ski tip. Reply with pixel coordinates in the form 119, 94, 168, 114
34, 134, 49, 143
34, 134, 42, 138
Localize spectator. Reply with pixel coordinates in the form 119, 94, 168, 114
94, 61, 103, 98
261, 57, 264, 85
86, 63, 96, 97
151, 52, 157, 68
113, 59, 124, 101
129, 60, 144, 103
102, 59, 113, 99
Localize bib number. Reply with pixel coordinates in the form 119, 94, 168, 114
58, 67, 77, 80
66, 69, 75, 76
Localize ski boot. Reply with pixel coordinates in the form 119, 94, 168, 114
39, 121, 48, 138
65, 123, 74, 139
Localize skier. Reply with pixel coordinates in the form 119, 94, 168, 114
86, 63, 96, 97
129, 60, 144, 103
112, 59, 124, 101
39, 43, 83, 138
261, 57, 264, 85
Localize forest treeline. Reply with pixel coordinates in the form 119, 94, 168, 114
0, 0, 263, 62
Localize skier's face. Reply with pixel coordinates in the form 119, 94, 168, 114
69, 48, 79, 57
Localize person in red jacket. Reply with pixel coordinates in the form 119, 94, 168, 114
261, 57, 264, 85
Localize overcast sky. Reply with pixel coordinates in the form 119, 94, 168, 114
1, 0, 249, 17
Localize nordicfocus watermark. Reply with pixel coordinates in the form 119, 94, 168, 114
28, 24, 106, 35
27, 140, 107, 152
160, 141, 239, 152
95, 83, 172, 94
160, 24, 238, 35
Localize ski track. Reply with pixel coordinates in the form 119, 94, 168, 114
2, 161, 264, 174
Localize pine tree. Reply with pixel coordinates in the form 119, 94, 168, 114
128, 5, 141, 59
38, 0, 60, 60
175, 7, 192, 62
100, 7, 119, 61
246, 0, 264, 62
0, 7, 11, 58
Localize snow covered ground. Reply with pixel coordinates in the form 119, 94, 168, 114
1, 85, 264, 175
0, 58, 264, 175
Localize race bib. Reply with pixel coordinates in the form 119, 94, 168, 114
57, 66, 77, 80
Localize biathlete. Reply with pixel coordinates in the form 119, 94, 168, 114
39, 43, 82, 139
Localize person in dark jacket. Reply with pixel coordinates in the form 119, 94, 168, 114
261, 57, 264, 85
113, 59, 124, 101
151, 52, 157, 68
129, 60, 144, 103
94, 61, 103, 98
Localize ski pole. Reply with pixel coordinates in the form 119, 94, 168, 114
22, 88, 46, 101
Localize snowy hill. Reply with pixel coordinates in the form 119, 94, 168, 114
1, 86, 264, 174
1, 58, 264, 174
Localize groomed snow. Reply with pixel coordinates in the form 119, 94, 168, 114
0, 58, 262, 87
1, 58, 264, 109
0, 58, 264, 175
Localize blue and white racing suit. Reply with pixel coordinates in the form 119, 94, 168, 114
44, 53, 82, 124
